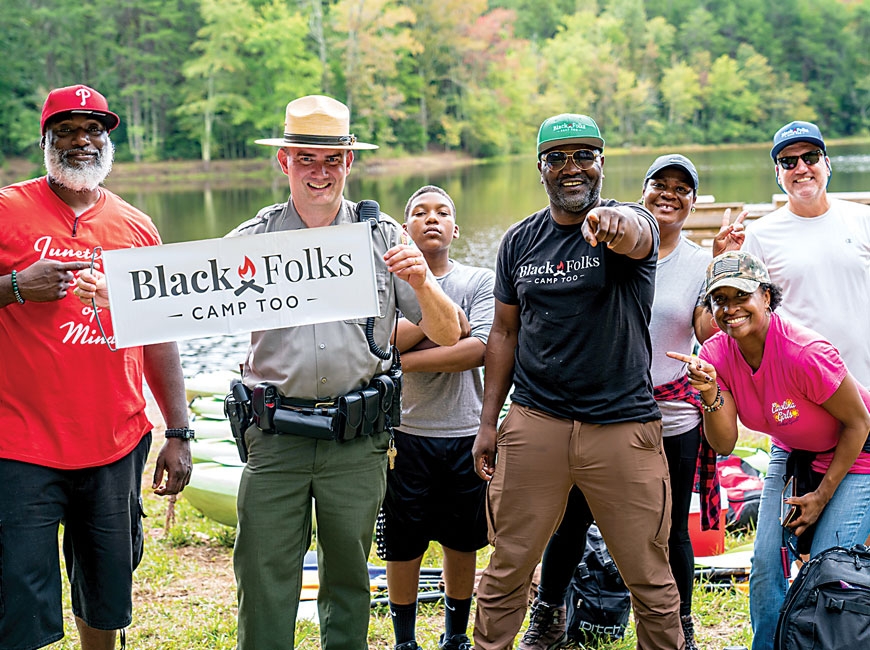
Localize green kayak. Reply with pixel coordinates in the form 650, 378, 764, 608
184, 462, 242, 527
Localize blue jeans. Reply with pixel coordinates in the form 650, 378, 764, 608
750, 444, 870, 650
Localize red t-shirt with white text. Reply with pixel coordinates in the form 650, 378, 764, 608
0, 177, 161, 469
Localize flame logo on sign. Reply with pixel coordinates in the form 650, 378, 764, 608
234, 256, 265, 296
238, 256, 256, 280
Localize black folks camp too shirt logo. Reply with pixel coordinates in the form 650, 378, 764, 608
517, 256, 600, 285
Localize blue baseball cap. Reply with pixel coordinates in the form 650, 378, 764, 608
644, 154, 699, 192
770, 121, 826, 161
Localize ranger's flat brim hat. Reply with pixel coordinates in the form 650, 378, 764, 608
255, 95, 377, 150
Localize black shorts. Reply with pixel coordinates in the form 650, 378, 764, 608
380, 431, 487, 561
0, 433, 151, 649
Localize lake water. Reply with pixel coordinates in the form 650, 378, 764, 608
110, 143, 870, 375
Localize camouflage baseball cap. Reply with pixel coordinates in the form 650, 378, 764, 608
703, 251, 770, 300
537, 114, 604, 154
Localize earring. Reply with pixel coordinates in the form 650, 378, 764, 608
691, 206, 696, 213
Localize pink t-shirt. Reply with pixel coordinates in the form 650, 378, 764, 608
700, 313, 870, 474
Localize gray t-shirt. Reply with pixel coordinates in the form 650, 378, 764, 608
649, 236, 709, 436
743, 199, 870, 388
400, 260, 495, 438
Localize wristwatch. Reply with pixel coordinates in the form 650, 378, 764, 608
164, 427, 196, 440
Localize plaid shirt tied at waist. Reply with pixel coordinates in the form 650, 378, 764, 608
654, 374, 722, 531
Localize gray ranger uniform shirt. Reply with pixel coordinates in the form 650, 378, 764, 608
227, 197, 423, 399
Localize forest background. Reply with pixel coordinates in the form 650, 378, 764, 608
2, 0, 870, 166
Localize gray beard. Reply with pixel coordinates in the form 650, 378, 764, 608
44, 139, 114, 192
549, 179, 602, 214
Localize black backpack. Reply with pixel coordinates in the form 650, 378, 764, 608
774, 544, 870, 649
565, 524, 632, 643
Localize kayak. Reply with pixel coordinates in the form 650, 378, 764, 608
189, 395, 228, 419
189, 438, 243, 465
183, 462, 242, 527
190, 417, 233, 440
185, 370, 238, 403
694, 543, 753, 592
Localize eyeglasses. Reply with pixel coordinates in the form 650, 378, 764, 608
540, 149, 601, 172
776, 149, 825, 170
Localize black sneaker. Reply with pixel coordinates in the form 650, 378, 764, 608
518, 597, 567, 650
439, 632, 472, 650
395, 642, 421, 650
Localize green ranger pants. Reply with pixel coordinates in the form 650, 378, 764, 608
234, 425, 389, 650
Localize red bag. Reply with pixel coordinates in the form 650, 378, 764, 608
718, 455, 764, 531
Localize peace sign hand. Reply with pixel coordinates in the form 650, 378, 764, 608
712, 208, 747, 257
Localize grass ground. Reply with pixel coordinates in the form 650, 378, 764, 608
49, 431, 754, 649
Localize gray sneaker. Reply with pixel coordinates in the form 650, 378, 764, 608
518, 598, 567, 650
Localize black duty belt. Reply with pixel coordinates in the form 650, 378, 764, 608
250, 375, 401, 442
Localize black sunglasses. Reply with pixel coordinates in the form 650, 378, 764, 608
776, 149, 825, 170
540, 149, 601, 172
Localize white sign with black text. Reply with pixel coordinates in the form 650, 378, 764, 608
103, 223, 379, 348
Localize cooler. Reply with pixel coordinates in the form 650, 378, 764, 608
688, 490, 728, 556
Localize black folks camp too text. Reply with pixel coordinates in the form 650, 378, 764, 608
128, 248, 355, 301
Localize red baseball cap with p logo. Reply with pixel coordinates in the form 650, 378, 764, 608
40, 84, 120, 134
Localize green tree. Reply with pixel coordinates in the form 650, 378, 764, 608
331, 0, 421, 148
450, 8, 537, 156
660, 62, 702, 132
241, 0, 321, 136
397, 0, 487, 151
490, 0, 579, 41
0, 3, 44, 157
178, 0, 255, 164
108, 0, 200, 162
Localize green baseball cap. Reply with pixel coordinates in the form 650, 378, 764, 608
703, 251, 770, 301
537, 114, 605, 154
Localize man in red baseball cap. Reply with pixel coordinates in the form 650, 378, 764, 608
0, 85, 192, 650
40, 84, 121, 134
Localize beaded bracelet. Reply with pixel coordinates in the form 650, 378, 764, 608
701, 384, 724, 413
11, 270, 25, 304
164, 427, 196, 440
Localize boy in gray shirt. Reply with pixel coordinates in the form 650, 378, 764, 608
380, 185, 495, 650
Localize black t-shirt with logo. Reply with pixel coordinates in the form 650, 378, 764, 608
494, 199, 661, 424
